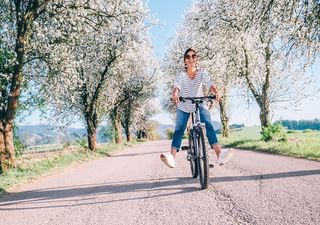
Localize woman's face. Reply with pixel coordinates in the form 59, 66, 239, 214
184, 50, 197, 69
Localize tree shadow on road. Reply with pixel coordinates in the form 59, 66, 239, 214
211, 169, 320, 183
0, 176, 199, 210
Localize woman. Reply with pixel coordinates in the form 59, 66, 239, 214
160, 48, 233, 168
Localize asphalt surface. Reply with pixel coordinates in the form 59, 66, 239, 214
1, 140, 319, 225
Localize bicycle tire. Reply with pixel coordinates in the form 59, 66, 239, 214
197, 126, 209, 189
188, 130, 198, 178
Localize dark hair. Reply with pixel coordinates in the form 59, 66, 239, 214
183, 48, 196, 60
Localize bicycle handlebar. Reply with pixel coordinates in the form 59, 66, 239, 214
170, 95, 219, 104
178, 96, 216, 102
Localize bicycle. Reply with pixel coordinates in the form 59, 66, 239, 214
179, 96, 216, 190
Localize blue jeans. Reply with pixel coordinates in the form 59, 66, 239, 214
171, 106, 218, 151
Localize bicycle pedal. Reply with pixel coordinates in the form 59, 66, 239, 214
209, 164, 214, 168
181, 146, 189, 151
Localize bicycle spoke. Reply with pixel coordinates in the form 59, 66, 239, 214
197, 127, 209, 189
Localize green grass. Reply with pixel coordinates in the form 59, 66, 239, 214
0, 142, 135, 195
220, 127, 320, 161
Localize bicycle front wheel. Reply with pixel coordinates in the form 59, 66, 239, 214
197, 127, 209, 189
188, 130, 198, 178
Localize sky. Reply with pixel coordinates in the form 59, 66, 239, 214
147, 0, 320, 126
20, 0, 320, 127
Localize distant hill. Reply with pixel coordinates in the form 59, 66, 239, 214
15, 125, 107, 146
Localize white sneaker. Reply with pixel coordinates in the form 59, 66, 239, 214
217, 148, 234, 166
160, 152, 175, 168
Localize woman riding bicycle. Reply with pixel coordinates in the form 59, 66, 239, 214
160, 48, 232, 168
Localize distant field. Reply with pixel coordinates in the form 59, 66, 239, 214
220, 127, 320, 161
26, 144, 67, 152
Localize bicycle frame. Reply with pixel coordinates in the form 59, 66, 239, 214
191, 101, 206, 129
189, 102, 205, 159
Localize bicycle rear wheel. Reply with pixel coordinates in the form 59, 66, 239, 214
188, 130, 198, 178
197, 127, 209, 189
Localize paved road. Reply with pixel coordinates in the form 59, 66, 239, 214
1, 140, 319, 225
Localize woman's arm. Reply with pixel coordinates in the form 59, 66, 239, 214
210, 85, 222, 102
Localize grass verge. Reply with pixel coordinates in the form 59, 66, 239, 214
0, 142, 136, 196
220, 128, 320, 161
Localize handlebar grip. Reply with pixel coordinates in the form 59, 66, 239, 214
170, 97, 185, 102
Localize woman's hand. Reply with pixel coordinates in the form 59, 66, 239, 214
172, 88, 180, 104
210, 85, 222, 102
215, 91, 222, 102
172, 92, 179, 104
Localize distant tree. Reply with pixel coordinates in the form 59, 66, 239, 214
279, 119, 320, 130
135, 120, 160, 141
119, 74, 158, 142
229, 124, 245, 129
110, 46, 159, 143
134, 100, 161, 141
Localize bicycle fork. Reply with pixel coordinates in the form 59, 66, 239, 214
182, 128, 200, 161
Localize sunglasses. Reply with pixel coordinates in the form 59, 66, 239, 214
185, 54, 197, 59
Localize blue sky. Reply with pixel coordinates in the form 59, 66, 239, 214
147, 0, 320, 126
147, 0, 192, 57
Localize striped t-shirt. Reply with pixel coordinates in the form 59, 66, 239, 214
174, 69, 213, 113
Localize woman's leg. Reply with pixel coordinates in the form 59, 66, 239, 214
171, 109, 190, 157
161, 109, 190, 168
199, 106, 233, 165
199, 106, 221, 156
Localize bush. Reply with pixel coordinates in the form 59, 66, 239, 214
14, 138, 26, 157
303, 129, 313, 133
287, 130, 296, 134
166, 128, 174, 140
166, 128, 188, 140
63, 142, 71, 148
76, 138, 88, 149
261, 123, 287, 142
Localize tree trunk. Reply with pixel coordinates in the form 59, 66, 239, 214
260, 39, 271, 128
219, 89, 230, 137
111, 107, 122, 144
85, 108, 98, 150
259, 101, 271, 127
0, 123, 17, 172
241, 43, 271, 129
136, 130, 142, 139
87, 125, 97, 150
121, 119, 131, 142
120, 102, 132, 142
125, 131, 131, 142
0, 124, 8, 173
114, 117, 122, 144
5, 124, 16, 168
